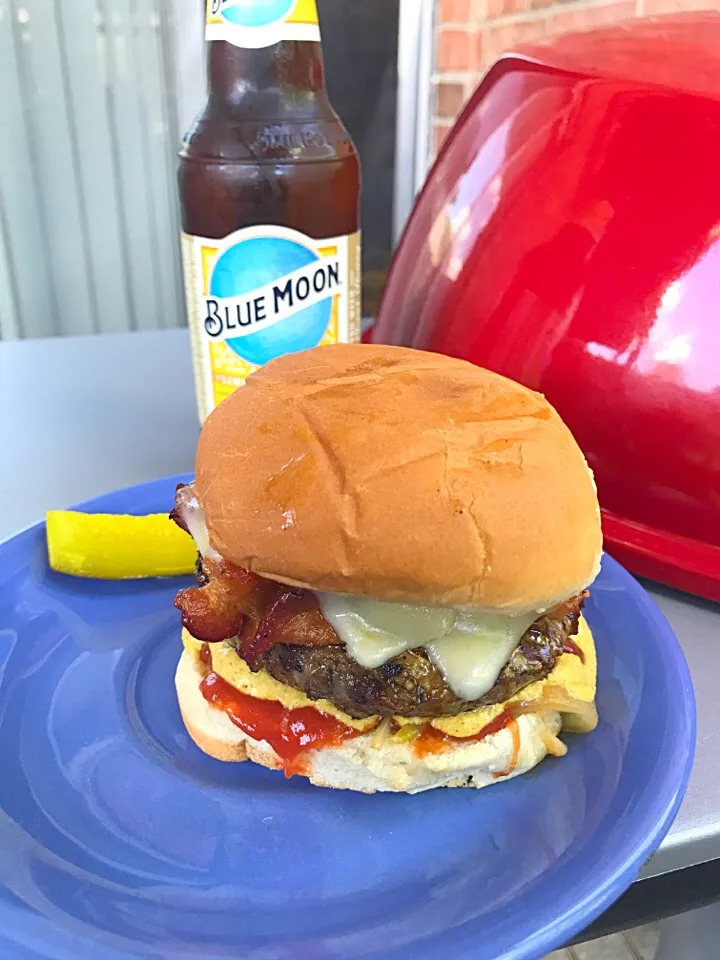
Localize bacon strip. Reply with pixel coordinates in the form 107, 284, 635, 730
175, 559, 260, 642
239, 585, 340, 662
175, 557, 340, 658
545, 592, 587, 621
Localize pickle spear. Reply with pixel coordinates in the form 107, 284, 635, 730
46, 511, 195, 579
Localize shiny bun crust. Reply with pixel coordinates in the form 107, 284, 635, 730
175, 650, 563, 793
196, 344, 602, 612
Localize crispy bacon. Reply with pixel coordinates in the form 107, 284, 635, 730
239, 585, 340, 662
175, 559, 260, 642
545, 591, 587, 622
175, 557, 341, 659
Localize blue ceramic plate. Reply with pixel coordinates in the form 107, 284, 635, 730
0, 476, 695, 960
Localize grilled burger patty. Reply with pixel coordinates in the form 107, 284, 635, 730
185, 549, 585, 720
231, 602, 584, 720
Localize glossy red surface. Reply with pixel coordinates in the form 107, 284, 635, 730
374, 14, 720, 601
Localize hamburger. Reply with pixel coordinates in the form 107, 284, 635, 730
172, 344, 602, 793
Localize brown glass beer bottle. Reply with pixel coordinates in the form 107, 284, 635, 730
179, 0, 361, 420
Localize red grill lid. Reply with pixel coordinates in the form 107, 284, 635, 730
373, 14, 720, 601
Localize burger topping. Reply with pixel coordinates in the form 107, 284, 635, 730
412, 708, 515, 758
253, 603, 583, 719
199, 669, 369, 777
184, 617, 596, 751
175, 558, 340, 652
562, 636, 585, 663
175, 551, 584, 716
198, 654, 557, 779
317, 592, 537, 701
170, 483, 219, 561
175, 558, 260, 642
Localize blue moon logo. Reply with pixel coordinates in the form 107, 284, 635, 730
209, 236, 332, 366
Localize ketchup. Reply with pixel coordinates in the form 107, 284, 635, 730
562, 637, 586, 663
413, 708, 514, 758
200, 672, 365, 776
199, 670, 528, 778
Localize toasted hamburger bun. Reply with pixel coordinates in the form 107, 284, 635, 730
196, 344, 602, 614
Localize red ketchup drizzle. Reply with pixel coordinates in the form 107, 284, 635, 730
562, 637, 586, 663
199, 672, 365, 777
413, 708, 514, 757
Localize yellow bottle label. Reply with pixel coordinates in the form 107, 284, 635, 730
206, 0, 320, 48
181, 225, 361, 421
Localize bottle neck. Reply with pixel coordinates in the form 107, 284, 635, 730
207, 41, 328, 112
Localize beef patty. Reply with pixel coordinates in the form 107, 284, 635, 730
229, 599, 584, 720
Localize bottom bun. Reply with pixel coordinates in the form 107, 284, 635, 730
176, 650, 564, 794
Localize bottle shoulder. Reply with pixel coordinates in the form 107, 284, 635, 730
181, 99, 358, 165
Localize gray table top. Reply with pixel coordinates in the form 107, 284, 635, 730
1, 328, 716, 882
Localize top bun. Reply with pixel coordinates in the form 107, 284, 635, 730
196, 344, 602, 612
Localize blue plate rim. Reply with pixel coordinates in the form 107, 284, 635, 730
0, 474, 697, 960
520, 550, 696, 957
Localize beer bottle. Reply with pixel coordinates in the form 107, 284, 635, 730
179, 0, 362, 421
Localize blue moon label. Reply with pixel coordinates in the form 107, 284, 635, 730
182, 224, 361, 420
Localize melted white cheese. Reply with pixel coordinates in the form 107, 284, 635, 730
318, 594, 454, 668
425, 612, 535, 700
177, 486, 221, 561
317, 594, 536, 700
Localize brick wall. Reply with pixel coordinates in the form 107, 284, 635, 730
433, 0, 720, 155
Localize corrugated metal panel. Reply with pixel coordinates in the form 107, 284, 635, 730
130, 0, 184, 330
0, 0, 202, 340
0, 193, 21, 341
0, 0, 59, 338
55, 0, 134, 333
